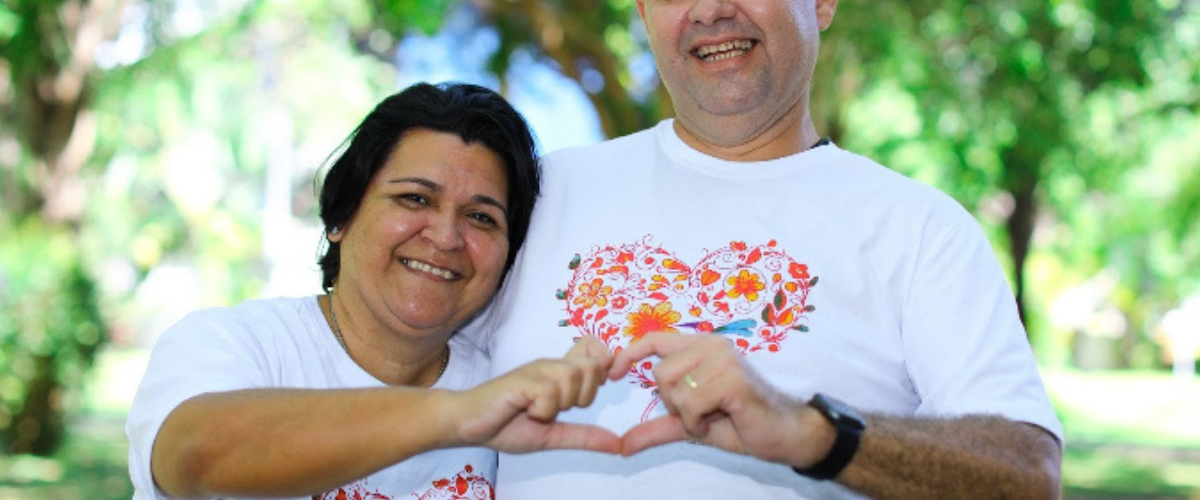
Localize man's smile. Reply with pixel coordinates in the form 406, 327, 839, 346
694, 39, 756, 62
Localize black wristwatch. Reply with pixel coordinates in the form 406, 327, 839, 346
792, 393, 865, 481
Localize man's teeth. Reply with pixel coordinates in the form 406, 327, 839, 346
404, 259, 456, 280
696, 40, 753, 61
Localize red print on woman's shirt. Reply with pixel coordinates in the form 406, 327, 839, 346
313, 464, 493, 500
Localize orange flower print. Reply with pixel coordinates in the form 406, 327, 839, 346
573, 278, 612, 309
623, 302, 681, 340
726, 269, 765, 302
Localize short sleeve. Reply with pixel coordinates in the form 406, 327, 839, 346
900, 208, 1063, 442
126, 309, 273, 499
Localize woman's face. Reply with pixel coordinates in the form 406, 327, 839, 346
331, 128, 510, 339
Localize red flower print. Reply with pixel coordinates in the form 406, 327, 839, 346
412, 464, 494, 499
789, 262, 810, 280
726, 269, 766, 302
313, 483, 389, 500
622, 302, 681, 340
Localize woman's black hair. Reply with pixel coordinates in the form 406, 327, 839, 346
317, 82, 541, 292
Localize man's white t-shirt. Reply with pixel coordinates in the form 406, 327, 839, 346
126, 296, 496, 500
483, 120, 1063, 499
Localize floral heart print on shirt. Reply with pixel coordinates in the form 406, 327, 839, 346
557, 237, 818, 421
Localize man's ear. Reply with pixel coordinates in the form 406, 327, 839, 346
636, 0, 646, 21
816, 0, 838, 30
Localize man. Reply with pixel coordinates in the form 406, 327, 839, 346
483, 0, 1063, 498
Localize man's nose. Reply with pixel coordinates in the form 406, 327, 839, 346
689, 0, 737, 25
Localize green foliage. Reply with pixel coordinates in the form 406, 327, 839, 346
0, 217, 106, 455
370, 0, 455, 35
0, 4, 18, 43
820, 0, 1196, 363
477, 0, 665, 137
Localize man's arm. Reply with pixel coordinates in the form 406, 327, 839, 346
612, 333, 1062, 500
843, 415, 1061, 500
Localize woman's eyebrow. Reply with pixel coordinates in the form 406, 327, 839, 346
473, 195, 509, 216
389, 177, 439, 190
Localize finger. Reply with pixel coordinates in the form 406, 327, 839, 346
565, 337, 609, 407
608, 333, 693, 380
552, 362, 584, 411
620, 415, 690, 456
539, 422, 622, 455
650, 352, 701, 395
575, 357, 604, 407
526, 378, 561, 421
660, 369, 720, 438
566, 335, 613, 366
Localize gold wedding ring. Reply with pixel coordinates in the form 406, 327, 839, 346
683, 373, 699, 390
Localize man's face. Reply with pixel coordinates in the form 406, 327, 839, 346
637, 0, 835, 148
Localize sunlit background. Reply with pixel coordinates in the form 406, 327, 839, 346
1, 0, 1198, 498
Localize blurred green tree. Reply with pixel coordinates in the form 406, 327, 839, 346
817, 0, 1169, 328
0, 0, 126, 455
0, 0, 1196, 459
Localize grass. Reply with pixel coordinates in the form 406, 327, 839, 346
1047, 369, 1200, 500
0, 349, 1197, 500
0, 415, 134, 500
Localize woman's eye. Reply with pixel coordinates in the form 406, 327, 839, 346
395, 193, 429, 206
469, 212, 500, 227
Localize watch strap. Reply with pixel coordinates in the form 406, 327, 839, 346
792, 394, 864, 480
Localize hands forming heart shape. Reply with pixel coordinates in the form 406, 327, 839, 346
561, 238, 817, 419
460, 238, 823, 465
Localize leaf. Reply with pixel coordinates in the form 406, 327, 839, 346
777, 309, 795, 325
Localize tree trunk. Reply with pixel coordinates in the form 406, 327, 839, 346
1003, 164, 1038, 330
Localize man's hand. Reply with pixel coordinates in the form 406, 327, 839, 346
609, 333, 832, 467
452, 335, 621, 454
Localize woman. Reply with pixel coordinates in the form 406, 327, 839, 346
126, 82, 618, 500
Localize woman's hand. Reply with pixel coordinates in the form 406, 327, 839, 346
450, 335, 621, 454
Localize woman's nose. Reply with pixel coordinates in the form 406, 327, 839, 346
421, 212, 465, 251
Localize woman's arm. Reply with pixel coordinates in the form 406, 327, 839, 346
153, 337, 618, 499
